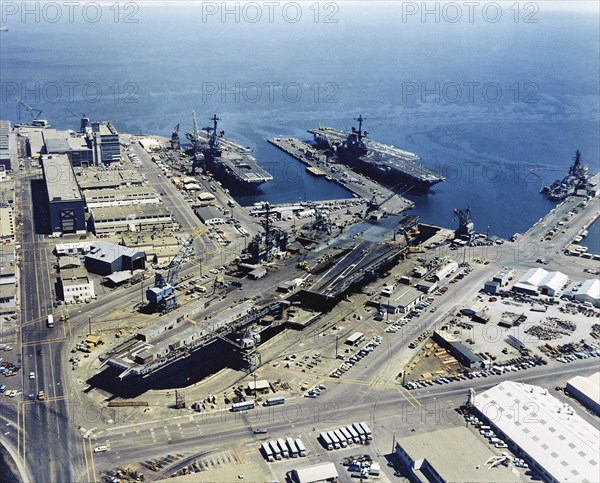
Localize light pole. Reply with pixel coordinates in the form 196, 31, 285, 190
88, 313, 92, 335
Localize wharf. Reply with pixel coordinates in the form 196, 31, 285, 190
269, 137, 414, 214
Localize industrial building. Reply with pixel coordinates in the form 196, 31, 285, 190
289, 462, 339, 483
0, 121, 11, 170
566, 372, 600, 415
83, 186, 160, 208
432, 330, 483, 368
512, 268, 568, 296
573, 279, 600, 307
43, 130, 94, 167
91, 121, 121, 164
84, 241, 145, 276
381, 286, 423, 313
395, 426, 519, 483
195, 206, 227, 225
0, 246, 16, 315
433, 260, 458, 281
120, 232, 182, 265
43, 154, 86, 235
58, 268, 95, 304
474, 381, 600, 483
89, 204, 175, 235
0, 207, 14, 239
74, 168, 144, 190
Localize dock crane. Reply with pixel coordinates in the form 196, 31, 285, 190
16, 97, 49, 127
185, 111, 205, 174
170, 123, 180, 150
69, 111, 90, 132
146, 228, 205, 314
453, 207, 475, 243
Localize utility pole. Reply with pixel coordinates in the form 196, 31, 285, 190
88, 313, 92, 335
335, 335, 339, 358
392, 431, 396, 453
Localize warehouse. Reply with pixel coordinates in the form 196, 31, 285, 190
382, 286, 423, 313
433, 260, 458, 281
84, 241, 146, 276
195, 206, 226, 225
566, 372, 600, 415
289, 462, 338, 483
396, 427, 519, 483
512, 268, 568, 296
84, 186, 160, 208
474, 381, 600, 483
43, 154, 86, 235
0, 121, 12, 170
89, 204, 174, 234
75, 167, 144, 190
432, 330, 483, 368
573, 279, 600, 307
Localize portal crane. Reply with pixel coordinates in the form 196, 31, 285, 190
16, 97, 49, 127
146, 228, 205, 313
453, 207, 474, 242
69, 111, 90, 132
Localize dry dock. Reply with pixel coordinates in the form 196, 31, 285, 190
269, 137, 414, 214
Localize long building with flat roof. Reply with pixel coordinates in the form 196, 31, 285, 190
0, 121, 11, 170
43, 154, 86, 235
84, 186, 160, 208
74, 167, 144, 190
566, 372, 600, 415
474, 381, 600, 483
395, 426, 520, 482
89, 204, 174, 234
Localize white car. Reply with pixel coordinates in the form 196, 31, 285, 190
29, 372, 35, 380
93, 445, 108, 453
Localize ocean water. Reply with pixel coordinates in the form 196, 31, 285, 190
0, 2, 598, 240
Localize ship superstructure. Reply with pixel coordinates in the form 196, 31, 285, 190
542, 150, 590, 200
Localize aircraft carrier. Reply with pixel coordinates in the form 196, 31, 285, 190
186, 113, 273, 193
309, 115, 445, 192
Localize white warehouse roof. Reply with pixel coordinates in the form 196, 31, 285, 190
290, 462, 338, 483
474, 381, 600, 483
514, 268, 567, 294
574, 279, 600, 306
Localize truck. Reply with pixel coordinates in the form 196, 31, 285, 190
277, 438, 289, 458
333, 429, 348, 447
346, 424, 361, 443
47, 315, 54, 328
328, 430, 341, 449
261, 442, 274, 462
268, 440, 282, 460
295, 438, 307, 457
263, 396, 285, 406
339, 426, 354, 445
319, 432, 333, 450
286, 437, 299, 458
352, 422, 367, 442
358, 422, 373, 440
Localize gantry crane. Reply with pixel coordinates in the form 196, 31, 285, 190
16, 97, 49, 127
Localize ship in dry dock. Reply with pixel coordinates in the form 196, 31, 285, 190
185, 113, 273, 193
310, 115, 444, 192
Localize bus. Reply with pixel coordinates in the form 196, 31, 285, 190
231, 400, 255, 412
261, 442, 274, 462
286, 437, 299, 458
277, 438, 289, 458
328, 431, 341, 449
333, 429, 348, 447
319, 432, 333, 450
269, 440, 282, 460
346, 425, 361, 443
263, 396, 285, 406
295, 438, 307, 457
352, 422, 367, 442
47, 315, 54, 328
359, 422, 373, 440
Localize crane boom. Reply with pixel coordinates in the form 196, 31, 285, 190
16, 97, 49, 126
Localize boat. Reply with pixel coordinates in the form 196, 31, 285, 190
185, 114, 272, 193
0, 27, 8, 32
541, 150, 589, 201
309, 115, 444, 193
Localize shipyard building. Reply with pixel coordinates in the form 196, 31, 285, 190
58, 268, 96, 303
566, 372, 600, 415
474, 381, 600, 483
43, 154, 86, 235
0, 121, 12, 170
84, 241, 145, 276
89, 205, 175, 235
91, 121, 121, 164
